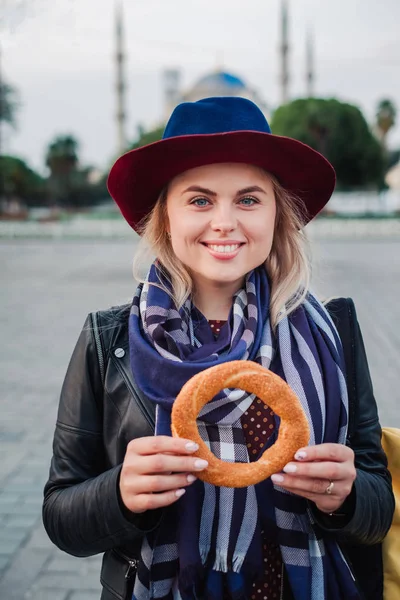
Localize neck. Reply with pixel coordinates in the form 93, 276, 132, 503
192, 278, 245, 320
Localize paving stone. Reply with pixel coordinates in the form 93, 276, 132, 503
31, 573, 100, 591
4, 514, 41, 529
0, 535, 28, 556
1, 527, 30, 541
2, 481, 44, 494
28, 524, 55, 551
23, 495, 45, 506
0, 555, 11, 571
5, 502, 42, 517
68, 592, 101, 600
46, 555, 88, 572
0, 502, 18, 516
0, 546, 53, 599
0, 492, 24, 505
0, 450, 29, 485
24, 589, 68, 600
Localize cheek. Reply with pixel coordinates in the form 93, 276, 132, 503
249, 216, 275, 243
170, 216, 204, 245
169, 223, 200, 260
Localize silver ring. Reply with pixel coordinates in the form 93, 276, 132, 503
325, 481, 334, 495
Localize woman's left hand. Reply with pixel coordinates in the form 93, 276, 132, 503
271, 443, 357, 514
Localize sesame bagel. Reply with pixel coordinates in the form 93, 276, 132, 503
171, 361, 310, 488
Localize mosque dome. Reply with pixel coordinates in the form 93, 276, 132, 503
184, 70, 252, 101
162, 68, 269, 121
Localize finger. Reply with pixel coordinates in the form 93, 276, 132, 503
271, 475, 352, 513
269, 477, 343, 512
282, 460, 356, 482
271, 474, 341, 496
128, 436, 200, 456
133, 453, 209, 475
127, 473, 197, 494
129, 489, 188, 513
294, 444, 354, 463
301, 493, 344, 514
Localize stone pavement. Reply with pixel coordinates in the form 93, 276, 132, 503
1, 238, 399, 599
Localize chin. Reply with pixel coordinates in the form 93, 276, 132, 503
205, 271, 247, 286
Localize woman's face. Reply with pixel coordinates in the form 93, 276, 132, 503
166, 162, 276, 291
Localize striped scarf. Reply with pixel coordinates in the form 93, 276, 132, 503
128, 264, 361, 600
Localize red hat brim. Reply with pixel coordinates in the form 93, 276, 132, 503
107, 130, 336, 232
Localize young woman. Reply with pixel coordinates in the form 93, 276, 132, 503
43, 97, 394, 600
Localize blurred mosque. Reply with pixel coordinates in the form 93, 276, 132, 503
162, 68, 268, 123
114, 0, 314, 155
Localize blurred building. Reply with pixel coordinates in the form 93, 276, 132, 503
163, 68, 269, 121
386, 160, 400, 190
115, 0, 312, 150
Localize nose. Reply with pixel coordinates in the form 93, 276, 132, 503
210, 203, 237, 233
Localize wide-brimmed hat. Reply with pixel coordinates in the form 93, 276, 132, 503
107, 96, 336, 231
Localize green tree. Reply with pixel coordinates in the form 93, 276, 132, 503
129, 124, 165, 150
0, 80, 19, 127
376, 99, 397, 148
271, 98, 385, 189
45, 135, 79, 206
0, 155, 45, 206
45, 135, 108, 208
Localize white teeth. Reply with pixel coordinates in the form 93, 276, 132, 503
207, 244, 240, 253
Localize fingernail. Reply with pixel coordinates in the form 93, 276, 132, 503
185, 442, 199, 452
283, 463, 297, 473
295, 451, 307, 460
175, 489, 186, 497
271, 474, 284, 483
194, 459, 209, 470
187, 474, 197, 484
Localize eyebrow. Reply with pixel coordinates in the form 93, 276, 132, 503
181, 185, 267, 196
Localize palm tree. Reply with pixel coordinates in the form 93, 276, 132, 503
45, 135, 79, 206
376, 99, 397, 148
0, 80, 19, 128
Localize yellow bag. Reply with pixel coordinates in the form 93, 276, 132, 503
381, 427, 400, 599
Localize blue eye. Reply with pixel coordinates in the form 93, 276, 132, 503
240, 196, 258, 206
191, 197, 210, 207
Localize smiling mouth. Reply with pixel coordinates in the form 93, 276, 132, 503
202, 243, 244, 254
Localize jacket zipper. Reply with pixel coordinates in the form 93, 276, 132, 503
91, 312, 105, 382
114, 549, 139, 580
337, 544, 365, 599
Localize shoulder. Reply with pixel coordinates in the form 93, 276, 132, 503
94, 303, 131, 326
90, 303, 130, 352
322, 296, 357, 326
323, 296, 354, 311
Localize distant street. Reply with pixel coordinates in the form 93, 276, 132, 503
1, 238, 399, 599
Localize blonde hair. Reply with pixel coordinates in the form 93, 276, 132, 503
132, 175, 311, 331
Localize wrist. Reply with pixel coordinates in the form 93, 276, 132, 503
116, 466, 163, 530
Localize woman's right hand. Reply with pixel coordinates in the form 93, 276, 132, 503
119, 436, 208, 513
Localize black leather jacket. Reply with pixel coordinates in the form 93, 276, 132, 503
42, 300, 394, 600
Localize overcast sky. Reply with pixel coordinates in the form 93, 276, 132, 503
1, 0, 400, 174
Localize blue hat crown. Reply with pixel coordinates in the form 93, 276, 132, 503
162, 96, 272, 139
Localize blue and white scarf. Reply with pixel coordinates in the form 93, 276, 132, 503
128, 264, 361, 600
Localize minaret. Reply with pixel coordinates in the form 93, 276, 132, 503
115, 0, 127, 155
306, 27, 314, 97
163, 69, 181, 120
279, 0, 289, 105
